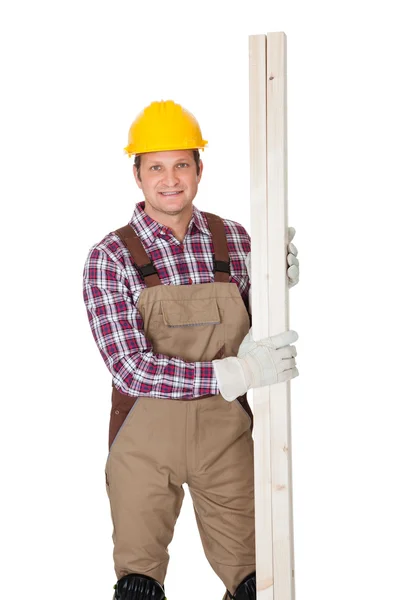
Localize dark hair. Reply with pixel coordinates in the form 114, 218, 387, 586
134, 149, 201, 181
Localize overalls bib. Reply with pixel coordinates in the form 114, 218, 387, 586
105, 212, 255, 594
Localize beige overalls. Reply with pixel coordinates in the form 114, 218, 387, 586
105, 212, 255, 595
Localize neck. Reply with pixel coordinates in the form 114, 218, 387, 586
143, 201, 193, 243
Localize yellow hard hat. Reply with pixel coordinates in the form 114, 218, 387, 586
124, 100, 208, 156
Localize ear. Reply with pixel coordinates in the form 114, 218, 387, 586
197, 159, 204, 182
133, 164, 143, 189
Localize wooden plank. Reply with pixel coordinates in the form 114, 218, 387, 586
248, 33, 274, 600
248, 32, 295, 600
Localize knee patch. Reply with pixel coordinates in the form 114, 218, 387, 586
113, 573, 166, 599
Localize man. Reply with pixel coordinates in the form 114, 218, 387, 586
82, 100, 300, 600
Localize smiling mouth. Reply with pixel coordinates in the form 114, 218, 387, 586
159, 191, 183, 196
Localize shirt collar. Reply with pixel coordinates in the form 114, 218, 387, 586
128, 201, 211, 246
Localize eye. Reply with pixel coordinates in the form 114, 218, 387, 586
150, 165, 161, 171
177, 163, 189, 168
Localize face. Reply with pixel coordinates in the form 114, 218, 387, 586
133, 149, 203, 218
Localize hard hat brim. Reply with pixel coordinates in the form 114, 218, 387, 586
124, 142, 208, 157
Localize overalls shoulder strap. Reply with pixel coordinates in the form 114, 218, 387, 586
202, 212, 230, 283
114, 224, 162, 288
113, 211, 231, 287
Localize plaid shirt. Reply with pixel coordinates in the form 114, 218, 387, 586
82, 201, 251, 399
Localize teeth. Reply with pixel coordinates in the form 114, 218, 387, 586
161, 191, 181, 195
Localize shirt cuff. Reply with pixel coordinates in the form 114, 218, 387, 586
193, 360, 220, 397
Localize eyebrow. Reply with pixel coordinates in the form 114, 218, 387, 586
148, 157, 192, 165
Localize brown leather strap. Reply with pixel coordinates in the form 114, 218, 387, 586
203, 212, 231, 283
114, 224, 162, 288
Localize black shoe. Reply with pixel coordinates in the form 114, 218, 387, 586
113, 573, 166, 599
223, 572, 256, 599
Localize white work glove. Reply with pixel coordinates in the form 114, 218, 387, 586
287, 226, 300, 288
245, 226, 299, 314
212, 327, 299, 402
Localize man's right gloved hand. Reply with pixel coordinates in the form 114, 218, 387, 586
212, 328, 299, 402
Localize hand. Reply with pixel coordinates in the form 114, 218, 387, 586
287, 227, 299, 288
245, 226, 300, 313
212, 327, 299, 401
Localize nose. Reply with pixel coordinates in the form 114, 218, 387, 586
162, 168, 180, 187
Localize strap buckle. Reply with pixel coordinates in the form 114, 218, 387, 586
213, 255, 231, 275
137, 261, 157, 278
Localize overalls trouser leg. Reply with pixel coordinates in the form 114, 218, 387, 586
105, 213, 255, 594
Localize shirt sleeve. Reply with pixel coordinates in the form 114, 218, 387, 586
82, 246, 220, 399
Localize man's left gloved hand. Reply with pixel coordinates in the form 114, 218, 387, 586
245, 226, 299, 314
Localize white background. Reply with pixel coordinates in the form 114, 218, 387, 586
1, 1, 399, 599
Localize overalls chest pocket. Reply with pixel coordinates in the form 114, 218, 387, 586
161, 297, 221, 327
146, 298, 222, 362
